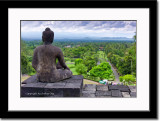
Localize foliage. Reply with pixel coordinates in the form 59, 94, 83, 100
123, 74, 136, 82
119, 76, 123, 82
21, 39, 136, 83
107, 42, 136, 76
66, 64, 78, 75
75, 58, 83, 66
108, 73, 115, 81
82, 51, 98, 71
119, 74, 136, 85
21, 40, 36, 75
21, 52, 36, 75
64, 57, 70, 62
89, 62, 113, 80
75, 64, 87, 75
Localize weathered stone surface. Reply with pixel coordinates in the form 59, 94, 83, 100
57, 79, 68, 83
65, 83, 81, 88
130, 92, 137, 97
108, 85, 130, 92
82, 90, 96, 94
22, 75, 37, 84
111, 90, 122, 97
63, 83, 82, 97
44, 83, 66, 97
128, 86, 136, 92
109, 85, 127, 89
95, 91, 111, 97
80, 84, 136, 98
96, 96, 112, 98
21, 75, 83, 97
120, 88, 130, 92
32, 28, 73, 83
21, 83, 46, 97
65, 79, 83, 83
65, 78, 83, 90
45, 82, 66, 87
82, 93, 95, 97
122, 92, 130, 98
130, 88, 136, 92
21, 84, 26, 86
83, 84, 96, 91
70, 75, 83, 80
128, 86, 136, 89
96, 85, 108, 91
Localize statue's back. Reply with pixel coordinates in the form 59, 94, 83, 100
36, 45, 59, 73
32, 27, 72, 82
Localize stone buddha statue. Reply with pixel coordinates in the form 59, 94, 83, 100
32, 27, 72, 82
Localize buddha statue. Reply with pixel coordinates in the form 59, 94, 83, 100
32, 27, 72, 82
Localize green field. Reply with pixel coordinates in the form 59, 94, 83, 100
66, 63, 78, 75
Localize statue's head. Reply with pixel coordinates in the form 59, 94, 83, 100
42, 27, 54, 44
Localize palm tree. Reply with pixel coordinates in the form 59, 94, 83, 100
133, 32, 136, 43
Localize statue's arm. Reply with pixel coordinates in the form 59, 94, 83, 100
57, 50, 70, 70
32, 48, 38, 71
56, 61, 63, 69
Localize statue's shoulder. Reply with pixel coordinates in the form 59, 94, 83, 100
34, 45, 43, 50
52, 46, 62, 52
34, 45, 62, 52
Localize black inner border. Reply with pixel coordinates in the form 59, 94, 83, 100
3, 0, 157, 119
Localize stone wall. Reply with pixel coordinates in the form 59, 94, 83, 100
82, 84, 136, 98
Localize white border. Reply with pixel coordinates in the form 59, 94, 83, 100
8, 8, 149, 111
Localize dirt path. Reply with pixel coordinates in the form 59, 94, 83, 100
83, 79, 101, 85
21, 75, 31, 82
108, 61, 120, 83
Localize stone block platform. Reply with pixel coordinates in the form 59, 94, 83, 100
21, 75, 83, 97
82, 84, 136, 98
21, 75, 136, 98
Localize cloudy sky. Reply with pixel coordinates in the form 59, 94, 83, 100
21, 21, 136, 40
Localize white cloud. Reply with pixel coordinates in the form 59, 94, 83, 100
21, 21, 136, 38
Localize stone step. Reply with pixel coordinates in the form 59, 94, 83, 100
111, 90, 122, 97
130, 92, 137, 97
122, 92, 131, 98
96, 85, 108, 91
95, 91, 111, 97
82, 84, 136, 98
108, 85, 130, 92
83, 84, 96, 91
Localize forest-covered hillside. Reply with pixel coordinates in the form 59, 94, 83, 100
21, 39, 136, 86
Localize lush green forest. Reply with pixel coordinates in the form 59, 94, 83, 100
21, 38, 136, 86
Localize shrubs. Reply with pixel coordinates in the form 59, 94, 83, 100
75, 59, 107, 82
75, 58, 83, 66
21, 52, 36, 75
75, 63, 87, 75
119, 74, 136, 85
89, 62, 113, 80
64, 57, 70, 62
119, 76, 123, 82
108, 73, 115, 81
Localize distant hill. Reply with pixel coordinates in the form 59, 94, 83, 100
101, 37, 133, 40
21, 36, 134, 41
